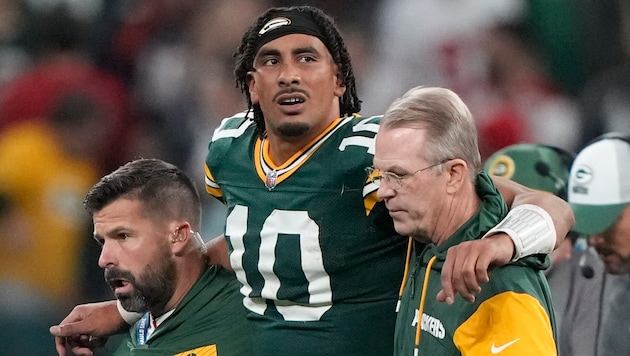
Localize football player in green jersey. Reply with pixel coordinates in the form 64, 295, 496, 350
51, 5, 574, 356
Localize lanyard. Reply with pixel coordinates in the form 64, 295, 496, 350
136, 312, 151, 345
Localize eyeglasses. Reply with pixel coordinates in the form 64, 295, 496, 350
366, 159, 450, 189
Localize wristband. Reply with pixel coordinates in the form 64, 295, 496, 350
117, 299, 143, 325
482, 204, 556, 262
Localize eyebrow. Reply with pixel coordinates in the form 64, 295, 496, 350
255, 45, 321, 60
93, 226, 126, 242
255, 47, 280, 58
292, 45, 320, 55
377, 164, 406, 173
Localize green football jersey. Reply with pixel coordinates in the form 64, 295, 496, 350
114, 266, 253, 355
205, 111, 407, 355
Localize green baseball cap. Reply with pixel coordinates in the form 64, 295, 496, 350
484, 143, 574, 199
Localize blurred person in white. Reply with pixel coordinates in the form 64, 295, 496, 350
362, 0, 525, 115
362, 0, 581, 159
560, 133, 630, 356
484, 143, 577, 331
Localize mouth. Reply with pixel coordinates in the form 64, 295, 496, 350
387, 209, 406, 221
276, 92, 307, 113
107, 277, 133, 295
279, 96, 305, 105
385, 204, 402, 215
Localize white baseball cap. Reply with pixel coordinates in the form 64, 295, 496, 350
568, 133, 630, 235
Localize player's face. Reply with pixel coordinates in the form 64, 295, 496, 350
248, 33, 346, 142
374, 127, 448, 242
589, 205, 630, 275
93, 199, 177, 313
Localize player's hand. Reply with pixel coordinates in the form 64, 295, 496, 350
54, 334, 107, 356
49, 300, 126, 355
437, 233, 514, 304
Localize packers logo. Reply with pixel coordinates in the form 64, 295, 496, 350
571, 164, 593, 195
259, 17, 291, 35
573, 165, 593, 184
486, 155, 515, 180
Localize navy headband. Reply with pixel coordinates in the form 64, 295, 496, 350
254, 10, 332, 56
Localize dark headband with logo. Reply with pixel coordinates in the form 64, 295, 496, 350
254, 10, 332, 56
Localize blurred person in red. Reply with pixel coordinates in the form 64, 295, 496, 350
477, 22, 581, 160
0, 91, 115, 354
0, 3, 135, 172
362, 0, 581, 159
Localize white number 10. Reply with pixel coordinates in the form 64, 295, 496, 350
226, 205, 333, 321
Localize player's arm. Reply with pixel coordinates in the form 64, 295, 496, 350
438, 176, 574, 304
49, 301, 130, 356
49, 238, 230, 355
493, 176, 573, 249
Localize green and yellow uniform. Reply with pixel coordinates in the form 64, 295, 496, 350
114, 266, 252, 355
205, 112, 406, 355
394, 172, 556, 355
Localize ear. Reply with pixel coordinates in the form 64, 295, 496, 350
444, 159, 468, 194
333, 68, 346, 98
247, 71, 259, 104
170, 223, 191, 256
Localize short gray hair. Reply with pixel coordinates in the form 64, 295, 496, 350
382, 86, 481, 179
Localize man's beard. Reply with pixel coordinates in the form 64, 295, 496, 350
104, 257, 177, 314
277, 122, 310, 137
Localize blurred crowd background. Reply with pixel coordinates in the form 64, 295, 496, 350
0, 0, 628, 353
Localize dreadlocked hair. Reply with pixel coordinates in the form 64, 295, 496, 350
233, 5, 361, 138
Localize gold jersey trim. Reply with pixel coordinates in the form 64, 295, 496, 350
254, 117, 349, 188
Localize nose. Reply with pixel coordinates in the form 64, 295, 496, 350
98, 241, 116, 269
376, 183, 395, 200
278, 61, 300, 86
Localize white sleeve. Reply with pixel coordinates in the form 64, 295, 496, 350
482, 204, 556, 262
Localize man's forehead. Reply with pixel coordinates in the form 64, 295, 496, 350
253, 11, 331, 56
255, 33, 327, 56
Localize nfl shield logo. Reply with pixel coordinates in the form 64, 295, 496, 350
265, 170, 278, 190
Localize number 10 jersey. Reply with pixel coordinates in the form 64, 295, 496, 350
205, 112, 407, 355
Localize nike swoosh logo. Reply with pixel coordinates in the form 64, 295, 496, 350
491, 338, 521, 354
